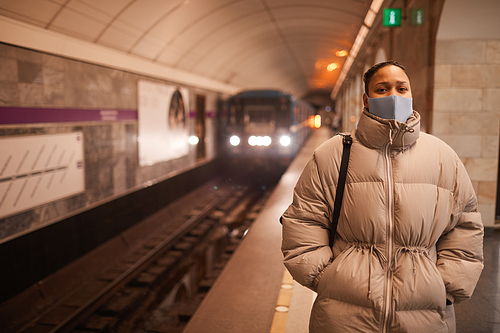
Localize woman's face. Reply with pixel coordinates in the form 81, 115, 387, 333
363, 65, 412, 109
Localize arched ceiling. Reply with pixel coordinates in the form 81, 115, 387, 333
0, 0, 374, 100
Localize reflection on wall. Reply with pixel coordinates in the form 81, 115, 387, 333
138, 81, 190, 166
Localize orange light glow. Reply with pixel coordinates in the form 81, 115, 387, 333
351, 116, 356, 122
336, 50, 348, 57
308, 115, 315, 128
327, 63, 338, 71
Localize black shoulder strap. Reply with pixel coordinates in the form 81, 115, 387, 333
330, 134, 352, 248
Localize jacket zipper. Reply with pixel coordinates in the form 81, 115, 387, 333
381, 136, 394, 333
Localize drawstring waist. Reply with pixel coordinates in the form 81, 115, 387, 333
392, 246, 430, 291
336, 243, 429, 299
336, 243, 387, 299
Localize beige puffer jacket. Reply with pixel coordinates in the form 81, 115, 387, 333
281, 110, 484, 332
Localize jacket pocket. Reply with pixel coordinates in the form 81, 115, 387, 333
312, 258, 333, 290
315, 244, 384, 308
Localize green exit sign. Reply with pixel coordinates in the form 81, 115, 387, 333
383, 8, 402, 27
410, 8, 425, 25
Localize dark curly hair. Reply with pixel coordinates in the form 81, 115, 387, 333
363, 60, 409, 96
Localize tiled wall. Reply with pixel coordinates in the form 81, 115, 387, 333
432, 39, 500, 227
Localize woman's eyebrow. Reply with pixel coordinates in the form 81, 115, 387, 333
374, 81, 409, 85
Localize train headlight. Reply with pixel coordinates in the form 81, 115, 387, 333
280, 135, 291, 147
248, 136, 272, 146
188, 136, 199, 145
230, 135, 241, 146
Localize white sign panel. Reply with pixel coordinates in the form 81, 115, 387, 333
138, 80, 190, 166
0, 132, 85, 219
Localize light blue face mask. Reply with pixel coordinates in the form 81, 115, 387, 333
367, 95, 413, 123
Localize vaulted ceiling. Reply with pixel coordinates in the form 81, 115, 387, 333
0, 0, 375, 102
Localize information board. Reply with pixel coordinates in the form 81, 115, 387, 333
0, 132, 85, 219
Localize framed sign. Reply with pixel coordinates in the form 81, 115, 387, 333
0, 132, 84, 219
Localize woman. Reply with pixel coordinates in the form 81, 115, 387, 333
281, 61, 484, 332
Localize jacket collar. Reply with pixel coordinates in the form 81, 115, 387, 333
355, 109, 420, 150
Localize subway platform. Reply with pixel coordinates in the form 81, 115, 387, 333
183, 127, 500, 333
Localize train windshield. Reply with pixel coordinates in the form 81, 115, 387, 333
247, 109, 272, 123
243, 105, 275, 132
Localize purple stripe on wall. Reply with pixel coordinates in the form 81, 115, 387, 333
0, 107, 138, 125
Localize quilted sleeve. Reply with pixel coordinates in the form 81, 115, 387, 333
436, 159, 484, 304
281, 153, 333, 290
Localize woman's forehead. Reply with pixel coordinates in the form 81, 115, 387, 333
371, 65, 410, 84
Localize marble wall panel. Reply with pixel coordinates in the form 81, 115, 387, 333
487, 40, 500, 63
111, 123, 128, 195
434, 64, 451, 87
435, 40, 487, 63
478, 203, 495, 226
449, 112, 499, 135
0, 58, 18, 81
485, 65, 500, 86
16, 47, 43, 64
478, 181, 497, 204
433, 88, 483, 111
435, 134, 482, 157
484, 88, 500, 111
463, 157, 497, 182
0, 42, 18, 59
19, 82, 44, 106
433, 38, 500, 227
42, 53, 65, 70
125, 124, 137, 190
431, 112, 450, 134
42, 57, 65, 106
0, 210, 34, 241
84, 125, 115, 204
482, 135, 499, 158
18, 61, 43, 84
0, 81, 20, 105
450, 64, 488, 87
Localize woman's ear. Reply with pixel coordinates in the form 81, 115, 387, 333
363, 93, 369, 110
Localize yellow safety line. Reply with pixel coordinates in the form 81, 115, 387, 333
270, 269, 294, 333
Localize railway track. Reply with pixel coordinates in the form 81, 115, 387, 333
13, 180, 272, 333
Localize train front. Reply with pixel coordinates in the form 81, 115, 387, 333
224, 90, 313, 170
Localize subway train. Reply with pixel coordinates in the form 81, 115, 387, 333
223, 89, 316, 168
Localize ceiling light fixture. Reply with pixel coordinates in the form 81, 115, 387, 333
327, 63, 338, 71
335, 50, 348, 57
331, 0, 384, 99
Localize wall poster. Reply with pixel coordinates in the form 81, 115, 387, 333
0, 132, 85, 219
138, 80, 190, 166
